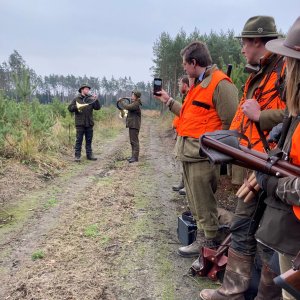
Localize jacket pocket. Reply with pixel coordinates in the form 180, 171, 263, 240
183, 138, 202, 159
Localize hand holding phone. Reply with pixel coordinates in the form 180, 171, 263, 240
153, 78, 162, 96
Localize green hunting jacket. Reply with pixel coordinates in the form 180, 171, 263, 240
122, 99, 142, 130
68, 94, 101, 127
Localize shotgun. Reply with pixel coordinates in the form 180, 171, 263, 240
199, 130, 300, 178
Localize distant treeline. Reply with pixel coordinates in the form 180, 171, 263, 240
0, 30, 249, 109
0, 51, 159, 109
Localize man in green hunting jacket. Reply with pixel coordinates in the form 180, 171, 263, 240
119, 90, 142, 163
68, 84, 101, 162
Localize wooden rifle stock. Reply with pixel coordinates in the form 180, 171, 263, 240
274, 268, 300, 299
201, 135, 300, 177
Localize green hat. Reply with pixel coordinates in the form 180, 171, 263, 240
235, 16, 280, 38
266, 17, 300, 60
78, 83, 91, 93
132, 90, 141, 98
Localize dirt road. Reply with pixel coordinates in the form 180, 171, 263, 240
0, 115, 219, 300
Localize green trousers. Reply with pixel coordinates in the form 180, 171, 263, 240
182, 160, 219, 239
129, 128, 140, 159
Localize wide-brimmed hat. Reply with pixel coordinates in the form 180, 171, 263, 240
132, 90, 141, 98
235, 16, 280, 38
266, 16, 300, 60
78, 84, 91, 93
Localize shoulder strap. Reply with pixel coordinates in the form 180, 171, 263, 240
257, 56, 284, 99
278, 115, 293, 149
254, 122, 270, 152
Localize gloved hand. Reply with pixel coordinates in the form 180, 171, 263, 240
268, 123, 283, 143
255, 171, 279, 197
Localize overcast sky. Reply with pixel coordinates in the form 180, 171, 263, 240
0, 0, 298, 83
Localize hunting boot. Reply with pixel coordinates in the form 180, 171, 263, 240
129, 157, 138, 163
191, 255, 201, 272
200, 248, 253, 300
254, 264, 282, 300
178, 233, 218, 258
172, 178, 184, 191
179, 187, 186, 196
178, 240, 201, 258
87, 153, 97, 161
74, 155, 81, 162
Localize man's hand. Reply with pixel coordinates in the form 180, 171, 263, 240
154, 89, 170, 103
242, 99, 261, 122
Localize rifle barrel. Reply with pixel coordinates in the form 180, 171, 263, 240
240, 146, 300, 176
202, 136, 298, 177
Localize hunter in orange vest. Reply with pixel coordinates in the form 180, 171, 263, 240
254, 18, 300, 300
230, 54, 286, 152
200, 16, 287, 300
155, 41, 239, 257
177, 70, 232, 138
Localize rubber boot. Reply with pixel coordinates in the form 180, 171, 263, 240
200, 248, 253, 300
254, 264, 282, 300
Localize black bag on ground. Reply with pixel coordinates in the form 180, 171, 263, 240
177, 211, 197, 246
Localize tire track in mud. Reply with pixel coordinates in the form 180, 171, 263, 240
0, 116, 215, 300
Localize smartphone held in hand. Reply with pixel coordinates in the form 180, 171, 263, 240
153, 78, 162, 96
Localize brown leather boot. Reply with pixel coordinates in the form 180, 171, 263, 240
178, 239, 201, 258
200, 248, 253, 300
254, 264, 282, 300
178, 236, 219, 258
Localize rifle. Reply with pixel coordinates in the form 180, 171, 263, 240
199, 130, 300, 178
274, 251, 300, 299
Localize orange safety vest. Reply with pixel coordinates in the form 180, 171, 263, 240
289, 122, 300, 220
230, 57, 286, 152
173, 116, 179, 129
176, 70, 232, 139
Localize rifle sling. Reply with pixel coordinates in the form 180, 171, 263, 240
254, 122, 270, 153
